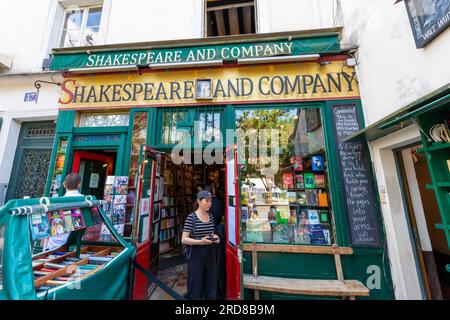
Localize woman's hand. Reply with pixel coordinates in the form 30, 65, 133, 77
199, 236, 213, 245
212, 234, 220, 244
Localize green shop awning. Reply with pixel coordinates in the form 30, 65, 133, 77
344, 83, 450, 142
49, 28, 342, 71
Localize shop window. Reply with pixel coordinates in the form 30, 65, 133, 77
162, 110, 189, 145
128, 112, 149, 186
206, 0, 256, 37
60, 5, 103, 47
78, 113, 129, 127
199, 110, 221, 142
237, 108, 335, 245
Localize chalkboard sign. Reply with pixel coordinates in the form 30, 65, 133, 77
332, 104, 380, 247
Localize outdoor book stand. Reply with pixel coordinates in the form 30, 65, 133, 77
0, 195, 135, 300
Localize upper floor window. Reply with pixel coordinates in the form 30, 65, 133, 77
60, 6, 103, 47
206, 0, 256, 37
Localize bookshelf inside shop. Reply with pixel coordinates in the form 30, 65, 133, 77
159, 154, 223, 253
417, 110, 450, 249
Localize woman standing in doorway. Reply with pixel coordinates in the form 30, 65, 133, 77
182, 190, 220, 300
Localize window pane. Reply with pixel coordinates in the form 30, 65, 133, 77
78, 113, 129, 127
198, 111, 221, 142
60, 9, 83, 47
86, 7, 102, 27
83, 7, 102, 46
162, 111, 187, 144
237, 108, 334, 246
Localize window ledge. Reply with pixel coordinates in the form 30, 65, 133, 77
0, 53, 12, 69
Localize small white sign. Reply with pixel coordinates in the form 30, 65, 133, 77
89, 173, 100, 188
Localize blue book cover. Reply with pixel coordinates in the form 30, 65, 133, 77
30, 213, 50, 240
311, 155, 324, 171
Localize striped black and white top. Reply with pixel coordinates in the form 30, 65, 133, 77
183, 212, 215, 240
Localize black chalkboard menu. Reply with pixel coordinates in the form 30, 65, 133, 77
332, 103, 380, 247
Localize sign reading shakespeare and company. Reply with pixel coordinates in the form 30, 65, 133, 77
50, 36, 340, 70
58, 61, 359, 109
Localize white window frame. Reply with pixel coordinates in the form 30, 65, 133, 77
203, 0, 259, 37
58, 4, 104, 48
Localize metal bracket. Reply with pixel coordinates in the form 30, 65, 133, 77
34, 80, 61, 104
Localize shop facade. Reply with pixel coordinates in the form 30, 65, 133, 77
47, 30, 395, 299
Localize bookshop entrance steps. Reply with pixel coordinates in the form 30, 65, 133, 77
243, 243, 370, 300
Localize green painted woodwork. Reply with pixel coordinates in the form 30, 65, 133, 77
49, 36, 340, 70
45, 99, 395, 300
417, 106, 450, 250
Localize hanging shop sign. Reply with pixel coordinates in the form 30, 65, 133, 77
58, 61, 359, 109
404, 0, 450, 48
50, 36, 339, 70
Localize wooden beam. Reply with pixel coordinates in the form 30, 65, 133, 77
243, 275, 370, 297
214, 10, 226, 36
242, 6, 252, 34
228, 7, 240, 35
242, 243, 353, 255
334, 253, 345, 281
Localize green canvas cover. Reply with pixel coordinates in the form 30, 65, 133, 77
0, 196, 135, 300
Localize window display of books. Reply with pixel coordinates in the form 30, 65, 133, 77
32, 245, 124, 294
242, 152, 334, 245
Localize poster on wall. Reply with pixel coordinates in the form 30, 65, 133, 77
404, 0, 450, 48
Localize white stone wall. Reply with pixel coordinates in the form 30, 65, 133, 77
340, 0, 450, 300
340, 0, 450, 125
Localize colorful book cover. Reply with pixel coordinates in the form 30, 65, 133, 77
114, 176, 129, 195
71, 209, 85, 229
282, 173, 294, 189
294, 227, 311, 244
319, 210, 332, 229
304, 173, 316, 189
30, 213, 50, 240
114, 195, 127, 205
276, 206, 290, 224
62, 210, 74, 232
297, 192, 307, 206
306, 189, 318, 206
287, 192, 297, 203
90, 206, 103, 225
48, 210, 66, 236
314, 174, 325, 188
311, 155, 324, 171
307, 209, 320, 225
272, 224, 289, 243
295, 174, 304, 189
291, 156, 303, 171
318, 192, 328, 207
298, 209, 309, 227
309, 224, 327, 245
289, 209, 298, 225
